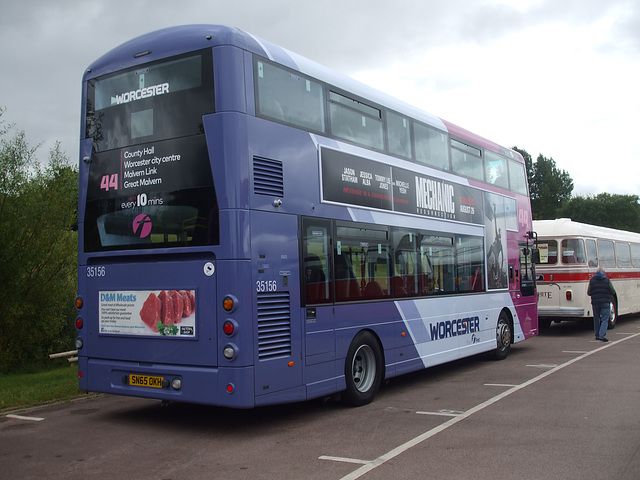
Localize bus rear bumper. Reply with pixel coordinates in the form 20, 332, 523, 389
78, 357, 256, 408
538, 307, 586, 317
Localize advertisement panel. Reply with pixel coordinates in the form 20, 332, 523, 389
99, 289, 196, 338
321, 147, 485, 224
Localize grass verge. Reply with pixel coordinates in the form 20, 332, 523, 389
0, 363, 84, 413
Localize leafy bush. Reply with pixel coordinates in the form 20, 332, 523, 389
0, 108, 78, 372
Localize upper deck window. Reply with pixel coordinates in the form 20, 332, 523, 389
414, 122, 450, 170
329, 91, 384, 151
386, 111, 411, 159
451, 139, 483, 181
484, 151, 509, 190
252, 56, 528, 197
255, 59, 325, 133
86, 51, 214, 152
508, 159, 528, 196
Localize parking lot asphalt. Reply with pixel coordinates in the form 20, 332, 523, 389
2, 314, 639, 479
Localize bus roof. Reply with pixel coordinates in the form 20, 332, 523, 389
533, 218, 640, 243
85, 24, 520, 160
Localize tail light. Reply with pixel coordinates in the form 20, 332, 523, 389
223, 320, 235, 336
566, 290, 572, 301
223, 295, 237, 312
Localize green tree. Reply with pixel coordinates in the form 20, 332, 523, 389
513, 147, 573, 220
0, 109, 78, 372
559, 193, 640, 233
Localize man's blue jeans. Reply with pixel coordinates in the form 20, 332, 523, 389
593, 302, 610, 339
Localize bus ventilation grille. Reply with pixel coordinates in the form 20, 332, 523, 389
253, 157, 284, 197
257, 292, 291, 360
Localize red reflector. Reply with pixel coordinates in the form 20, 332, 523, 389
75, 317, 84, 329
226, 384, 234, 393
223, 321, 234, 336
78, 371, 83, 378
566, 291, 572, 301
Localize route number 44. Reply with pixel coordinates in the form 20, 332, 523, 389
100, 174, 119, 191
256, 280, 278, 292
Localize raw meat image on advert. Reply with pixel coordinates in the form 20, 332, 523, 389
139, 290, 195, 335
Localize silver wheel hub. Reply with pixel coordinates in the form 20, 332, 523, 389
351, 344, 376, 393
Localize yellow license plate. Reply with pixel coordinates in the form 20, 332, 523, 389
129, 374, 164, 388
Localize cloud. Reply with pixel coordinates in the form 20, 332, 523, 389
0, 0, 638, 196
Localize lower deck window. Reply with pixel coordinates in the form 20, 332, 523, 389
303, 218, 486, 304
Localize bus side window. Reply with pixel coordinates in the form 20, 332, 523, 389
302, 219, 332, 304
562, 239, 586, 264
334, 249, 361, 302
420, 235, 455, 295
519, 243, 536, 297
546, 240, 558, 264
484, 151, 509, 190
616, 242, 632, 267
598, 239, 616, 267
631, 243, 640, 267
256, 60, 326, 134
456, 235, 485, 293
414, 123, 450, 171
387, 111, 411, 159
392, 229, 418, 297
586, 239, 598, 267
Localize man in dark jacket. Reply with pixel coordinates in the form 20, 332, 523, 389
587, 267, 616, 342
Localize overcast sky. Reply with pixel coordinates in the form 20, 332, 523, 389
1, 0, 638, 196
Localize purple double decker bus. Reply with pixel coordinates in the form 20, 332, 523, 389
75, 25, 538, 408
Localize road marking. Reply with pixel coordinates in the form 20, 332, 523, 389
334, 332, 640, 480
319, 456, 370, 465
416, 409, 462, 417
6, 414, 44, 422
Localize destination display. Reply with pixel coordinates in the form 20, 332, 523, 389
84, 135, 217, 252
87, 135, 213, 202
321, 148, 485, 224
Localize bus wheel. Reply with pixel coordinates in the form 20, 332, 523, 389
494, 311, 512, 360
343, 331, 383, 407
608, 300, 618, 329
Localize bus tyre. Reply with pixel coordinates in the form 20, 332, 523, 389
494, 311, 512, 360
608, 300, 618, 329
343, 331, 383, 407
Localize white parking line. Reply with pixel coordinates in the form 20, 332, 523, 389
319, 456, 370, 465
415, 409, 462, 417
6, 414, 44, 422
331, 332, 640, 480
